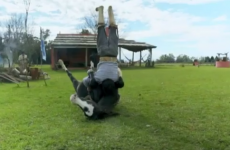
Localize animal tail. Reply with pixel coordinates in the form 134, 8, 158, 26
58, 59, 79, 92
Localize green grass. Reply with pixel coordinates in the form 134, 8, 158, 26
1, 65, 230, 150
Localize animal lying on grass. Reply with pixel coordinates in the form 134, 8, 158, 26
58, 59, 124, 120
69, 93, 120, 120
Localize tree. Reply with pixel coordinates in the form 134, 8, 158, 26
3, 14, 24, 53
80, 11, 98, 35
215, 56, 219, 61
2, 14, 24, 67
0, 36, 10, 68
198, 57, 205, 63
42, 29, 51, 40
24, 0, 31, 35
176, 54, 192, 63
157, 54, 175, 63
79, 9, 126, 38
31, 29, 51, 65
79, 29, 91, 34
210, 56, 215, 62
204, 56, 210, 63
0, 36, 4, 52
168, 53, 175, 62
194, 59, 198, 62
2, 12, 35, 66
190, 57, 196, 61
2, 13, 50, 65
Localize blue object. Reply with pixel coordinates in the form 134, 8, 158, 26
40, 27, 46, 61
40, 39, 46, 61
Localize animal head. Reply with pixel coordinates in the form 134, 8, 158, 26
70, 93, 78, 104
70, 93, 95, 117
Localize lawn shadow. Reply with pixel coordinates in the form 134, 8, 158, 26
108, 104, 216, 149
54, 69, 87, 73
119, 66, 177, 70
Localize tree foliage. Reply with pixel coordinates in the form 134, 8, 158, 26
0, 5, 51, 66
155, 53, 220, 64
79, 9, 126, 37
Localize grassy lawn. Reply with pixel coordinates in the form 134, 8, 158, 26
1, 65, 230, 150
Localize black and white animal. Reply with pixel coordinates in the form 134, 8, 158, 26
59, 59, 123, 120
69, 93, 120, 120
89, 52, 99, 69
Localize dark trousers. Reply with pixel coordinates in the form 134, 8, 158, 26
97, 26, 119, 57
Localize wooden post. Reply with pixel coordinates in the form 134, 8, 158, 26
85, 48, 88, 67
51, 48, 54, 69
132, 51, 134, 63
119, 47, 121, 62
139, 51, 142, 67
150, 48, 152, 66
54, 49, 57, 64
54, 49, 58, 69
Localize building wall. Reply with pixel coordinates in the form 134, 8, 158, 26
53, 48, 97, 68
0, 55, 3, 67
51, 48, 54, 69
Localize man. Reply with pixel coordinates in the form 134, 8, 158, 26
83, 5, 121, 91
18, 50, 28, 73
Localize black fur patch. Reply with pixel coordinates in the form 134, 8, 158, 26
83, 107, 89, 112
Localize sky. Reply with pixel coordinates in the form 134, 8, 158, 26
0, 0, 230, 61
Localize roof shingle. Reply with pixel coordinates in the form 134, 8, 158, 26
52, 34, 157, 52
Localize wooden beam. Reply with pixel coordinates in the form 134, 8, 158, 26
55, 49, 58, 68
150, 48, 152, 66
85, 48, 88, 67
53, 45, 97, 49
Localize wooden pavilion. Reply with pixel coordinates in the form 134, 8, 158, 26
51, 29, 157, 69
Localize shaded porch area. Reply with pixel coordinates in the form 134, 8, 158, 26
51, 33, 157, 70
51, 47, 97, 69
117, 39, 154, 67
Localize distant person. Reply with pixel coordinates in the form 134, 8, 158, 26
18, 50, 28, 73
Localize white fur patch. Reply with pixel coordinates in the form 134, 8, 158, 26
90, 61, 94, 69
58, 59, 67, 71
70, 94, 94, 116
23, 69, 27, 74
117, 67, 122, 77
